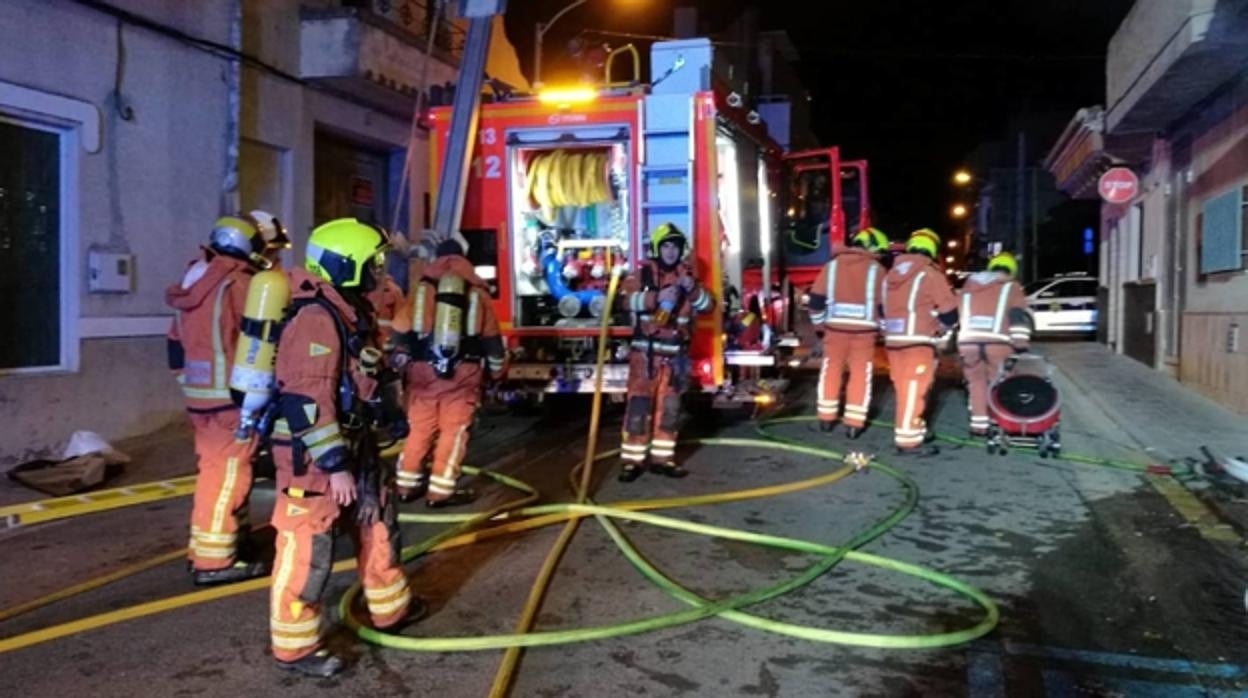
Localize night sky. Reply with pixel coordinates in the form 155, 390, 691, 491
503, 0, 1134, 237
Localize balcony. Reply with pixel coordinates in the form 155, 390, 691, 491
1105, 0, 1248, 134
298, 2, 464, 117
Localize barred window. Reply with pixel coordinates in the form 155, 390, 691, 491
1198, 186, 1245, 274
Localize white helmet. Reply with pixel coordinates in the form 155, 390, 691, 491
249, 209, 290, 252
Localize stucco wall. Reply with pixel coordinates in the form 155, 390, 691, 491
0, 0, 231, 463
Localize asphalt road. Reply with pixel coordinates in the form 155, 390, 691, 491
2, 361, 1248, 697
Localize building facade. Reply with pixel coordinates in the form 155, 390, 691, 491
1045, 0, 1248, 411
0, 0, 525, 463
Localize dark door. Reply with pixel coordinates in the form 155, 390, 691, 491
314, 131, 388, 228
1122, 281, 1156, 367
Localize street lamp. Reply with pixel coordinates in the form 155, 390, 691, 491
951, 204, 968, 218
948, 239, 959, 249
953, 170, 973, 186
534, 0, 589, 87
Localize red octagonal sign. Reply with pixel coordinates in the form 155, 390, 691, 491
1098, 167, 1139, 204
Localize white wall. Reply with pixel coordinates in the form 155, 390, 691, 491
0, 0, 231, 462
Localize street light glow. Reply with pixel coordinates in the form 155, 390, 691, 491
954, 170, 973, 185
951, 204, 968, 218
945, 255, 955, 263
948, 240, 959, 249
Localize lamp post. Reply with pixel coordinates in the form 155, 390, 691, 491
534, 0, 589, 87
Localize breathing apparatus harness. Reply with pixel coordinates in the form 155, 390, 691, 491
256, 286, 407, 479
633, 259, 692, 383
401, 273, 488, 380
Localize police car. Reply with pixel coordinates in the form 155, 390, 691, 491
1024, 273, 1098, 336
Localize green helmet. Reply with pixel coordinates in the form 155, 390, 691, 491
305, 218, 386, 288
906, 228, 941, 258
649, 222, 688, 258
851, 227, 889, 253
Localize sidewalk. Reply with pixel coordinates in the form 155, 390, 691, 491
1042, 341, 1248, 467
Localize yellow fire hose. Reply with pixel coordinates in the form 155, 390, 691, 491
486, 264, 624, 698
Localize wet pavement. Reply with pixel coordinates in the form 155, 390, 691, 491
3, 342, 1248, 697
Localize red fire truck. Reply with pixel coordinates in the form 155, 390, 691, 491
429, 38, 867, 404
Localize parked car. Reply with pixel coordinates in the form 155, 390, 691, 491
1024, 273, 1098, 336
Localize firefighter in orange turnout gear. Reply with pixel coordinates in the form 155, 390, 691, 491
267, 219, 423, 678
364, 226, 405, 353
391, 235, 506, 507
368, 274, 405, 351
166, 215, 271, 586
618, 223, 714, 482
881, 229, 960, 455
807, 228, 888, 438
958, 252, 1033, 436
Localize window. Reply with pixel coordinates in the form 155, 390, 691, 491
0, 118, 62, 370
1199, 186, 1244, 274
1064, 280, 1098, 297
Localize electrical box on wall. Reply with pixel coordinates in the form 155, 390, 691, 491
88, 250, 134, 293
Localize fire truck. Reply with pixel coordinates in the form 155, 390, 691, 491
429, 36, 868, 404
764, 148, 873, 361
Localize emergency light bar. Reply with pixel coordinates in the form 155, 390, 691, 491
538, 86, 597, 107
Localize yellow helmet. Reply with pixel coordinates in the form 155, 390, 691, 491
988, 251, 1018, 278
851, 227, 889, 253
305, 218, 386, 288
906, 228, 941, 258
649, 222, 688, 258
210, 214, 268, 267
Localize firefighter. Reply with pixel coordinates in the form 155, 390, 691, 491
807, 227, 889, 438
391, 233, 505, 507
617, 223, 714, 482
957, 251, 1033, 436
881, 228, 959, 455
267, 218, 422, 677
363, 226, 406, 353
251, 209, 291, 267
165, 214, 272, 586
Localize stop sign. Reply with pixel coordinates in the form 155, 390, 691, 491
1098, 167, 1139, 203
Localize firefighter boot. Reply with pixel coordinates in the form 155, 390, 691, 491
846, 426, 865, 440
894, 444, 941, 457
397, 482, 429, 503
375, 596, 430, 634
276, 649, 345, 678
426, 488, 478, 509
819, 421, 837, 433
192, 559, 270, 587
618, 462, 644, 482
650, 461, 689, 478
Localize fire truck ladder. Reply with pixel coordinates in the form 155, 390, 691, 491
639, 93, 695, 249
